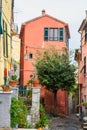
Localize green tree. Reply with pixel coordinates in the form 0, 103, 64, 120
35, 47, 76, 114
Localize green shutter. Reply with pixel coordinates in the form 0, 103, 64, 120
6, 32, 8, 57
44, 28, 48, 40
59, 28, 64, 41
6, 24, 8, 57
0, 12, 3, 34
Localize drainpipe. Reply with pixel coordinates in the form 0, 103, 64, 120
79, 84, 81, 114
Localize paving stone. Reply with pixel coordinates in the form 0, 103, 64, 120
49, 114, 83, 130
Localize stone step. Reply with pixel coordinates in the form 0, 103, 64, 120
16, 128, 37, 130
83, 122, 87, 125
83, 126, 87, 129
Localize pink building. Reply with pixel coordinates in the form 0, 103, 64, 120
20, 10, 70, 114
75, 11, 87, 104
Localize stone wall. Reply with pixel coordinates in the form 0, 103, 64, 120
11, 87, 18, 99
29, 87, 40, 127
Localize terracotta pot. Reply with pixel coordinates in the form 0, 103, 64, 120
38, 127, 43, 130
9, 80, 18, 87
33, 78, 39, 87
2, 86, 10, 92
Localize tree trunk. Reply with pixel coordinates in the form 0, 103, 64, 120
54, 91, 57, 115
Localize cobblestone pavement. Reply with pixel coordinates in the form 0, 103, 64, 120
49, 114, 83, 130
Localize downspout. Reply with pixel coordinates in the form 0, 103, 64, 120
79, 84, 81, 114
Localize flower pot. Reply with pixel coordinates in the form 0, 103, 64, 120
33, 78, 39, 87
9, 80, 18, 87
2, 85, 10, 92
38, 127, 43, 130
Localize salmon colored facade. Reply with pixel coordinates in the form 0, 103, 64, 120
75, 12, 87, 104
20, 10, 70, 114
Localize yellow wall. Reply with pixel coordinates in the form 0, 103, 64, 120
0, 0, 12, 85
11, 35, 20, 79
12, 35, 20, 63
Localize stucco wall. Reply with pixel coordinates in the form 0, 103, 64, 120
0, 91, 12, 127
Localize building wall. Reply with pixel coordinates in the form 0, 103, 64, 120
20, 12, 69, 86
78, 16, 87, 103
0, 0, 12, 85
20, 11, 70, 114
45, 89, 68, 115
11, 34, 20, 79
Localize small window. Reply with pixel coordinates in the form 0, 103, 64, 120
30, 75, 33, 78
29, 53, 33, 59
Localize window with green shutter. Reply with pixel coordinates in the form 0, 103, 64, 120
44, 28, 48, 40
44, 27, 64, 41
59, 28, 64, 41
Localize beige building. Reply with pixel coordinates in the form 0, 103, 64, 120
0, 0, 18, 85
11, 34, 20, 79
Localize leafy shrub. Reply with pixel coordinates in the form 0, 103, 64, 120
35, 104, 49, 128
10, 97, 28, 128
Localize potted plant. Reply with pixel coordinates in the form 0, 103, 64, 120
35, 104, 49, 130
27, 77, 39, 87
1, 78, 11, 92
1, 85, 11, 92
27, 79, 34, 87
9, 74, 18, 87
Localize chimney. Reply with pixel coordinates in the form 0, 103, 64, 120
42, 9, 45, 16
86, 10, 87, 19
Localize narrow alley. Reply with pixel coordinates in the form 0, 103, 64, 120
49, 114, 83, 130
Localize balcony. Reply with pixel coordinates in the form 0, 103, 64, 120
11, 22, 18, 36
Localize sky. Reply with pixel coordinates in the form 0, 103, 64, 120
14, 0, 87, 50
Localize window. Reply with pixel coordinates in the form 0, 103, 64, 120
44, 27, 64, 41
49, 28, 58, 41
29, 53, 33, 59
84, 56, 86, 74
